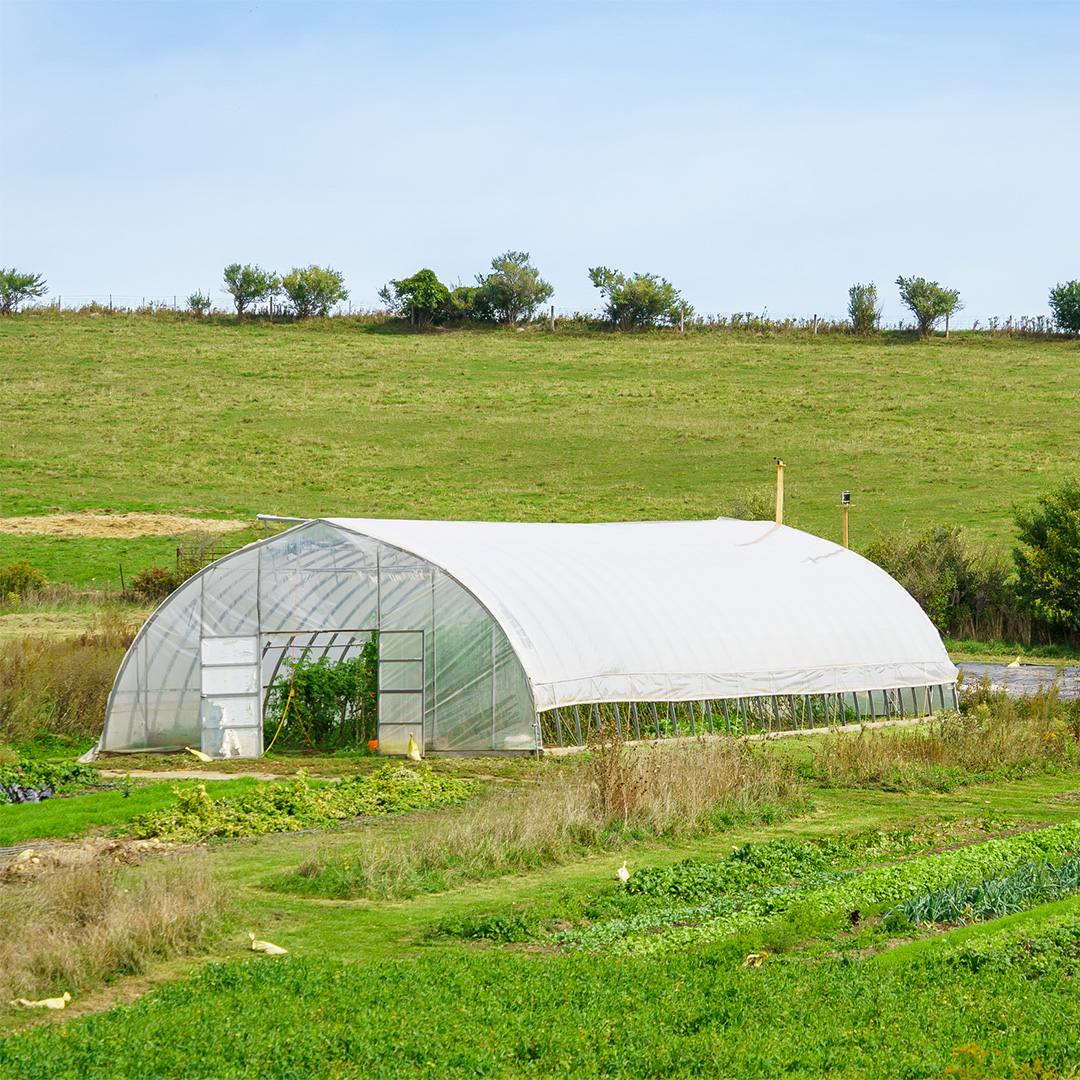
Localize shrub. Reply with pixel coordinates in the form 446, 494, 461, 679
0, 612, 136, 742
1048, 280, 1080, 335
1013, 478, 1080, 635
896, 275, 963, 336
847, 282, 881, 335
863, 524, 1021, 639
0, 560, 47, 600
808, 677, 1077, 791
130, 565, 178, 601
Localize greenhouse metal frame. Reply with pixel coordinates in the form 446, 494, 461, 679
88, 518, 959, 760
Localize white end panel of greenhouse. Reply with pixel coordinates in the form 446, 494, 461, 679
93, 517, 957, 760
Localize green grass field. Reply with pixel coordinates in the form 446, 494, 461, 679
3, 314, 1080, 1075
4, 314, 1078, 571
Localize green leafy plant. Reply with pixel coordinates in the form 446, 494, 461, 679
847, 282, 882, 335
187, 291, 212, 317
896, 274, 963, 337
263, 639, 377, 751
280, 265, 348, 318
0, 268, 47, 315
1013, 478, 1080, 634
0, 560, 47, 599
1048, 280, 1080, 336
127, 765, 474, 842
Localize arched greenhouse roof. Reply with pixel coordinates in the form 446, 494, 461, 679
323, 517, 957, 710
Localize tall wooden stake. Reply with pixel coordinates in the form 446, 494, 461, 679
775, 460, 785, 524
842, 505, 849, 548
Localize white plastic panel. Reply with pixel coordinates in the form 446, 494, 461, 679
201, 666, 259, 696
201, 696, 258, 729
201, 637, 258, 666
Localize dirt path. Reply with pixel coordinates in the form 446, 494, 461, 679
0, 510, 248, 538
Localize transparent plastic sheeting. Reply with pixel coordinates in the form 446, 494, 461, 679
97, 521, 537, 757
96, 518, 956, 759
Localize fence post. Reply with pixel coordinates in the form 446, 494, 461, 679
550, 304, 555, 331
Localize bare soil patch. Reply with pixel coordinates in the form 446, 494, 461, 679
0, 510, 248, 539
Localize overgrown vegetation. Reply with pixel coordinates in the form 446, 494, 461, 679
0, 856, 229, 1004
0, 754, 101, 804
805, 677, 1078, 791
0, 611, 136, 744
271, 737, 804, 900
263, 640, 378, 752
126, 766, 473, 842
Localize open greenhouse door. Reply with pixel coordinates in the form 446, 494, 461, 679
200, 637, 263, 758
377, 630, 425, 756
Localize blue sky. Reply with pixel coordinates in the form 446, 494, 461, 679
2, 1, 1077, 323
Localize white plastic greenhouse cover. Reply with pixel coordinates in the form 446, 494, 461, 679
326, 518, 957, 709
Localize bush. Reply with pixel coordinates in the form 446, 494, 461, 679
1048, 280, 1080, 335
130, 565, 178, 601
1013, 478, 1080, 635
0, 560, 47, 600
863, 524, 1020, 638
847, 282, 881, 335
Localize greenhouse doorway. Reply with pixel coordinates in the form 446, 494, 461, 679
377, 630, 425, 757
260, 629, 378, 752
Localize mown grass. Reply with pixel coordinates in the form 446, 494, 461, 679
0, 777, 267, 846
3, 315, 1078, 554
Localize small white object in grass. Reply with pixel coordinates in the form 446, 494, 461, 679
1007, 656, 1022, 668
407, 733, 421, 762
249, 931, 288, 955
615, 861, 630, 883
9, 992, 71, 1009
185, 746, 213, 762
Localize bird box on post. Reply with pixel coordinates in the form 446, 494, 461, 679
775, 460, 785, 524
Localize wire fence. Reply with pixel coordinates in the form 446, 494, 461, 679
14, 295, 1068, 337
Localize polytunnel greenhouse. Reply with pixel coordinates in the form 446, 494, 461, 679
87, 517, 959, 760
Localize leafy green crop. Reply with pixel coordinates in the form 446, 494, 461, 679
4, 948, 1080, 1079
559, 823, 1080, 955
0, 757, 101, 804
126, 766, 474, 842
895, 856, 1080, 925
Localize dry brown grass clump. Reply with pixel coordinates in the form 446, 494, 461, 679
286, 736, 804, 899
813, 681, 1078, 791
0, 851, 230, 1004
0, 610, 136, 742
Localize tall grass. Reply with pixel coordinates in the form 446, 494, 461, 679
274, 737, 804, 899
0, 854, 230, 1003
0, 610, 135, 743
811, 680, 1078, 790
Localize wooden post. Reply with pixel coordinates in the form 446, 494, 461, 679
843, 505, 849, 548
550, 304, 555, 331
680, 308, 685, 333
945, 311, 950, 338
812, 314, 818, 335
775, 460, 785, 524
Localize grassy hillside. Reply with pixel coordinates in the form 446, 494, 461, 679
3, 314, 1078, 566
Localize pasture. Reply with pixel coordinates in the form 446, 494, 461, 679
3, 313, 1080, 1075
3, 314, 1078, 581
